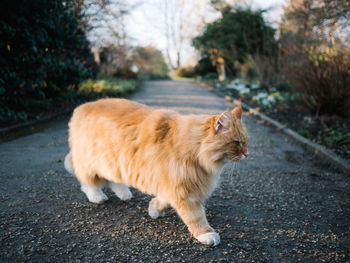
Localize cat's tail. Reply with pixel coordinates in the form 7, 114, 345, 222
64, 152, 74, 175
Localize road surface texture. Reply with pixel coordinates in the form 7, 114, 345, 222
1, 81, 349, 263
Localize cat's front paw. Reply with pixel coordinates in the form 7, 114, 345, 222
117, 189, 133, 201
148, 204, 165, 219
197, 232, 220, 246
81, 184, 109, 204
109, 183, 132, 201
87, 191, 109, 204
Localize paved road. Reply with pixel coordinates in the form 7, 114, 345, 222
1, 81, 349, 263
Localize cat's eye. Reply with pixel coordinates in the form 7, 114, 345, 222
234, 141, 240, 146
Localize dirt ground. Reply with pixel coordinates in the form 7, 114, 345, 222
1, 81, 349, 262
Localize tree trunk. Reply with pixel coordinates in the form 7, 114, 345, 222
217, 57, 226, 81
176, 51, 181, 69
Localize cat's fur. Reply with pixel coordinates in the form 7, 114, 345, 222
65, 98, 248, 246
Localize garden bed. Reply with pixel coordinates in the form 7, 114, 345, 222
201, 79, 350, 161
0, 77, 139, 129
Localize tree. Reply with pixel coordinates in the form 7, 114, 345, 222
193, 7, 277, 83
279, 0, 350, 116
132, 46, 169, 79
84, 0, 138, 78
194, 52, 218, 77
98, 45, 135, 78
142, 0, 218, 70
85, 0, 135, 47
313, 0, 350, 29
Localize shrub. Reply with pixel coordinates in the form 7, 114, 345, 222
202, 72, 218, 80
275, 82, 292, 92
246, 67, 257, 81
132, 46, 169, 79
194, 55, 217, 76
0, 0, 95, 124
137, 74, 169, 81
112, 68, 137, 80
79, 77, 138, 98
288, 49, 350, 116
175, 66, 196, 78
193, 7, 277, 81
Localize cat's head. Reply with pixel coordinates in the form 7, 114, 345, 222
200, 106, 249, 167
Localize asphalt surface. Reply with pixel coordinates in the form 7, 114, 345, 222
1, 81, 349, 263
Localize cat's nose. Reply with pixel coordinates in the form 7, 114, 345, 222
243, 152, 249, 158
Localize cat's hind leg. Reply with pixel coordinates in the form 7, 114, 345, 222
75, 169, 108, 204
109, 182, 133, 201
148, 197, 169, 219
81, 183, 108, 204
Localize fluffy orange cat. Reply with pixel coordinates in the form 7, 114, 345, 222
64, 98, 248, 246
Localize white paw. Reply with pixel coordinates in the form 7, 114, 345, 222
148, 205, 165, 219
117, 188, 133, 201
86, 191, 108, 204
197, 232, 220, 246
81, 184, 108, 204
109, 183, 133, 201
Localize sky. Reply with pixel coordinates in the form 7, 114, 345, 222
92, 0, 287, 66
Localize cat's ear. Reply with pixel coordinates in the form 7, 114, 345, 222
232, 106, 242, 120
215, 111, 231, 134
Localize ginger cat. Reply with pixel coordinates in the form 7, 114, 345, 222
64, 98, 248, 246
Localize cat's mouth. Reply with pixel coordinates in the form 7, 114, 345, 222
230, 152, 249, 162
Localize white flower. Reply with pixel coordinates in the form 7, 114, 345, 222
252, 92, 268, 101
239, 88, 250, 94
226, 84, 236, 89
250, 83, 259, 90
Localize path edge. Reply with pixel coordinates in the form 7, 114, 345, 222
0, 108, 73, 137
199, 82, 350, 173
0, 83, 141, 138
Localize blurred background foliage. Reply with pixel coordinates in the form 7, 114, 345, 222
132, 46, 169, 80
193, 0, 350, 118
0, 0, 97, 123
188, 0, 349, 158
0, 0, 349, 158
0, 0, 168, 125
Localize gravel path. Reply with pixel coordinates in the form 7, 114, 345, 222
1, 81, 349, 262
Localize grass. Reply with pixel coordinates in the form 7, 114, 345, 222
1, 76, 139, 128
171, 76, 196, 81
79, 76, 139, 98
198, 78, 232, 85
316, 130, 350, 151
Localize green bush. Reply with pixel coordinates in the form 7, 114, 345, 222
202, 72, 219, 80
287, 49, 350, 116
246, 67, 257, 81
132, 46, 169, 79
275, 82, 292, 92
316, 130, 350, 150
193, 7, 277, 67
79, 77, 138, 98
0, 0, 96, 124
137, 74, 170, 81
194, 55, 217, 76
176, 66, 196, 78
